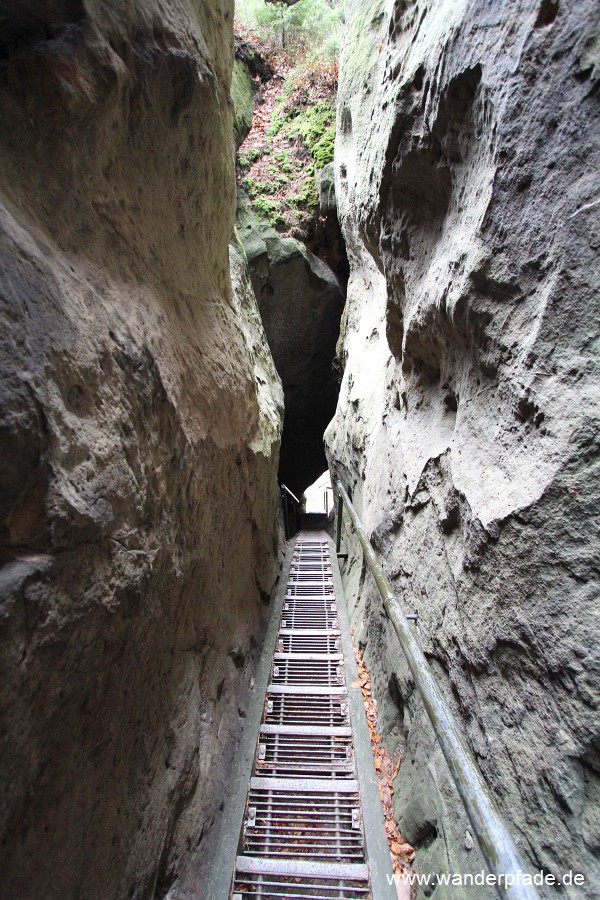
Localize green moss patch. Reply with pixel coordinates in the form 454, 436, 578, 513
236, 63, 337, 237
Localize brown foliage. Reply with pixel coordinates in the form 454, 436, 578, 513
353, 639, 416, 878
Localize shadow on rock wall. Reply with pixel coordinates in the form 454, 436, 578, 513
0, 2, 283, 897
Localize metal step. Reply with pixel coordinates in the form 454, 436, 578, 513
233, 855, 370, 898
277, 631, 341, 654
255, 729, 354, 779
285, 585, 335, 596
264, 690, 349, 727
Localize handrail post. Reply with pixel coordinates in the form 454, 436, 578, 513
335, 479, 539, 900
281, 487, 290, 540
335, 490, 348, 560
335, 493, 343, 554
280, 484, 300, 540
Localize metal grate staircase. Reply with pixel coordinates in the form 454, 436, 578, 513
229, 533, 391, 899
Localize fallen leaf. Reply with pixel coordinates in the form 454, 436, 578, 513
352, 640, 416, 884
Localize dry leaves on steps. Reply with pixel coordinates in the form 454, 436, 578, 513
353, 638, 416, 876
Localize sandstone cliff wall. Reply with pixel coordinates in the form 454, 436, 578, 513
328, 0, 600, 895
0, 2, 283, 897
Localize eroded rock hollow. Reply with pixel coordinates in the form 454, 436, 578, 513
0, 2, 283, 897
328, 0, 599, 894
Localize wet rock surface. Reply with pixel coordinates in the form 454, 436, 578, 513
0, 2, 283, 897
328, 0, 600, 894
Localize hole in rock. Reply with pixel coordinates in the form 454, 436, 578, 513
388, 672, 405, 723
443, 391, 458, 412
412, 65, 425, 92
413, 819, 439, 850
535, 0, 559, 27
340, 105, 352, 135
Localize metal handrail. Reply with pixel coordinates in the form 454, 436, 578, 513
335, 480, 539, 900
280, 484, 300, 540
280, 484, 300, 505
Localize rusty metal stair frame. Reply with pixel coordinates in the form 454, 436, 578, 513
205, 532, 394, 900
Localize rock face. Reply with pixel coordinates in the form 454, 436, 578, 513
0, 3, 283, 898
238, 196, 345, 498
306, 162, 350, 289
231, 59, 255, 148
328, 0, 600, 894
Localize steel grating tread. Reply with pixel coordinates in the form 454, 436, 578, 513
260, 725, 352, 735
232, 532, 376, 898
266, 684, 347, 695
273, 652, 342, 662
235, 857, 369, 879
233, 859, 369, 899
249, 775, 360, 793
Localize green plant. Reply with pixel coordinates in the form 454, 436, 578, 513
272, 149, 297, 174
244, 175, 272, 196
287, 176, 318, 210
254, 196, 284, 225
235, 0, 341, 57
239, 146, 261, 169
274, 99, 335, 168
234, 1, 340, 233
267, 104, 298, 138
312, 122, 335, 167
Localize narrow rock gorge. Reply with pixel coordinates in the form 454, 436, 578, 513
237, 195, 344, 498
1, 0, 598, 898
328, 0, 600, 895
232, 37, 347, 499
